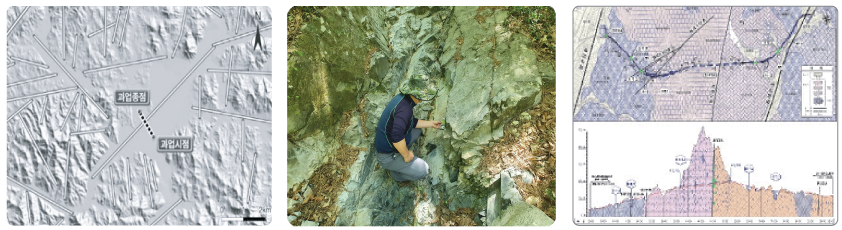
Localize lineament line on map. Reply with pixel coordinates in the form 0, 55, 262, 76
91, 45, 217, 179
32, 34, 110, 118
603, 13, 813, 79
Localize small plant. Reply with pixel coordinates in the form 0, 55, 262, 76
297, 51, 303, 56
545, 188, 555, 202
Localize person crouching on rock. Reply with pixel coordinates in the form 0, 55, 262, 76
374, 74, 442, 182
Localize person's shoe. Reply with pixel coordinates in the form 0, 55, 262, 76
387, 171, 397, 181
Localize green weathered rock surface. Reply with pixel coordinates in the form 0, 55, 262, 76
490, 202, 554, 226
288, 6, 550, 226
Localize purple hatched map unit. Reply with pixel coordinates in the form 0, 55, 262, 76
574, 6, 837, 122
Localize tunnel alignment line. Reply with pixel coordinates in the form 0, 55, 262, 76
603, 13, 811, 79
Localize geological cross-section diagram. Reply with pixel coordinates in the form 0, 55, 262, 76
6, 6, 272, 225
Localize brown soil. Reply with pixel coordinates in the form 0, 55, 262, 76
434, 196, 479, 226
363, 47, 378, 76
453, 37, 464, 67
505, 6, 556, 63
286, 7, 304, 48
474, 6, 506, 24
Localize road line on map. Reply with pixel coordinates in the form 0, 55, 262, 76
33, 34, 109, 118
18, 116, 57, 186
225, 48, 234, 107
196, 75, 204, 119
72, 34, 80, 69
111, 165, 120, 204
62, 7, 66, 60
83, 55, 167, 74
206, 6, 223, 18
91, 125, 140, 178
103, 7, 108, 57
59, 92, 80, 131
208, 68, 272, 75
573, 9, 604, 115
144, 157, 155, 193
143, 155, 153, 209
69, 128, 107, 136
65, 143, 72, 202
40, 96, 49, 125
246, 152, 257, 207
76, 96, 84, 131
149, 157, 157, 192
9, 56, 49, 69
7, 73, 59, 87
111, 7, 126, 43
123, 157, 131, 200
109, 165, 117, 204
190, 106, 271, 123
149, 198, 184, 226
27, 190, 35, 225
235, 6, 243, 34
7, 6, 30, 37
6, 99, 32, 124
241, 119, 245, 162
26, 192, 33, 224
150, 46, 217, 117
710, 7, 734, 119
126, 157, 134, 200
86, 22, 117, 38
140, 155, 152, 196
120, 8, 130, 46
212, 25, 271, 47
92, 46, 216, 178
763, 7, 816, 121
8, 86, 76, 102
170, 6, 189, 58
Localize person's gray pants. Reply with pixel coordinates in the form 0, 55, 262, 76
376, 128, 430, 182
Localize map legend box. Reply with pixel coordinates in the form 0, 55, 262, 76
801, 66, 834, 117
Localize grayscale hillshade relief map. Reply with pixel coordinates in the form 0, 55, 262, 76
6, 6, 271, 225
574, 7, 837, 121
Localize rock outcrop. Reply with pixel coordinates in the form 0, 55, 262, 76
490, 201, 554, 226
288, 6, 550, 226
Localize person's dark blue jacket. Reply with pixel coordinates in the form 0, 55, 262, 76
375, 94, 418, 153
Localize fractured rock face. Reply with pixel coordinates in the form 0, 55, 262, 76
500, 169, 523, 209
340, 112, 366, 148
287, 132, 339, 190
